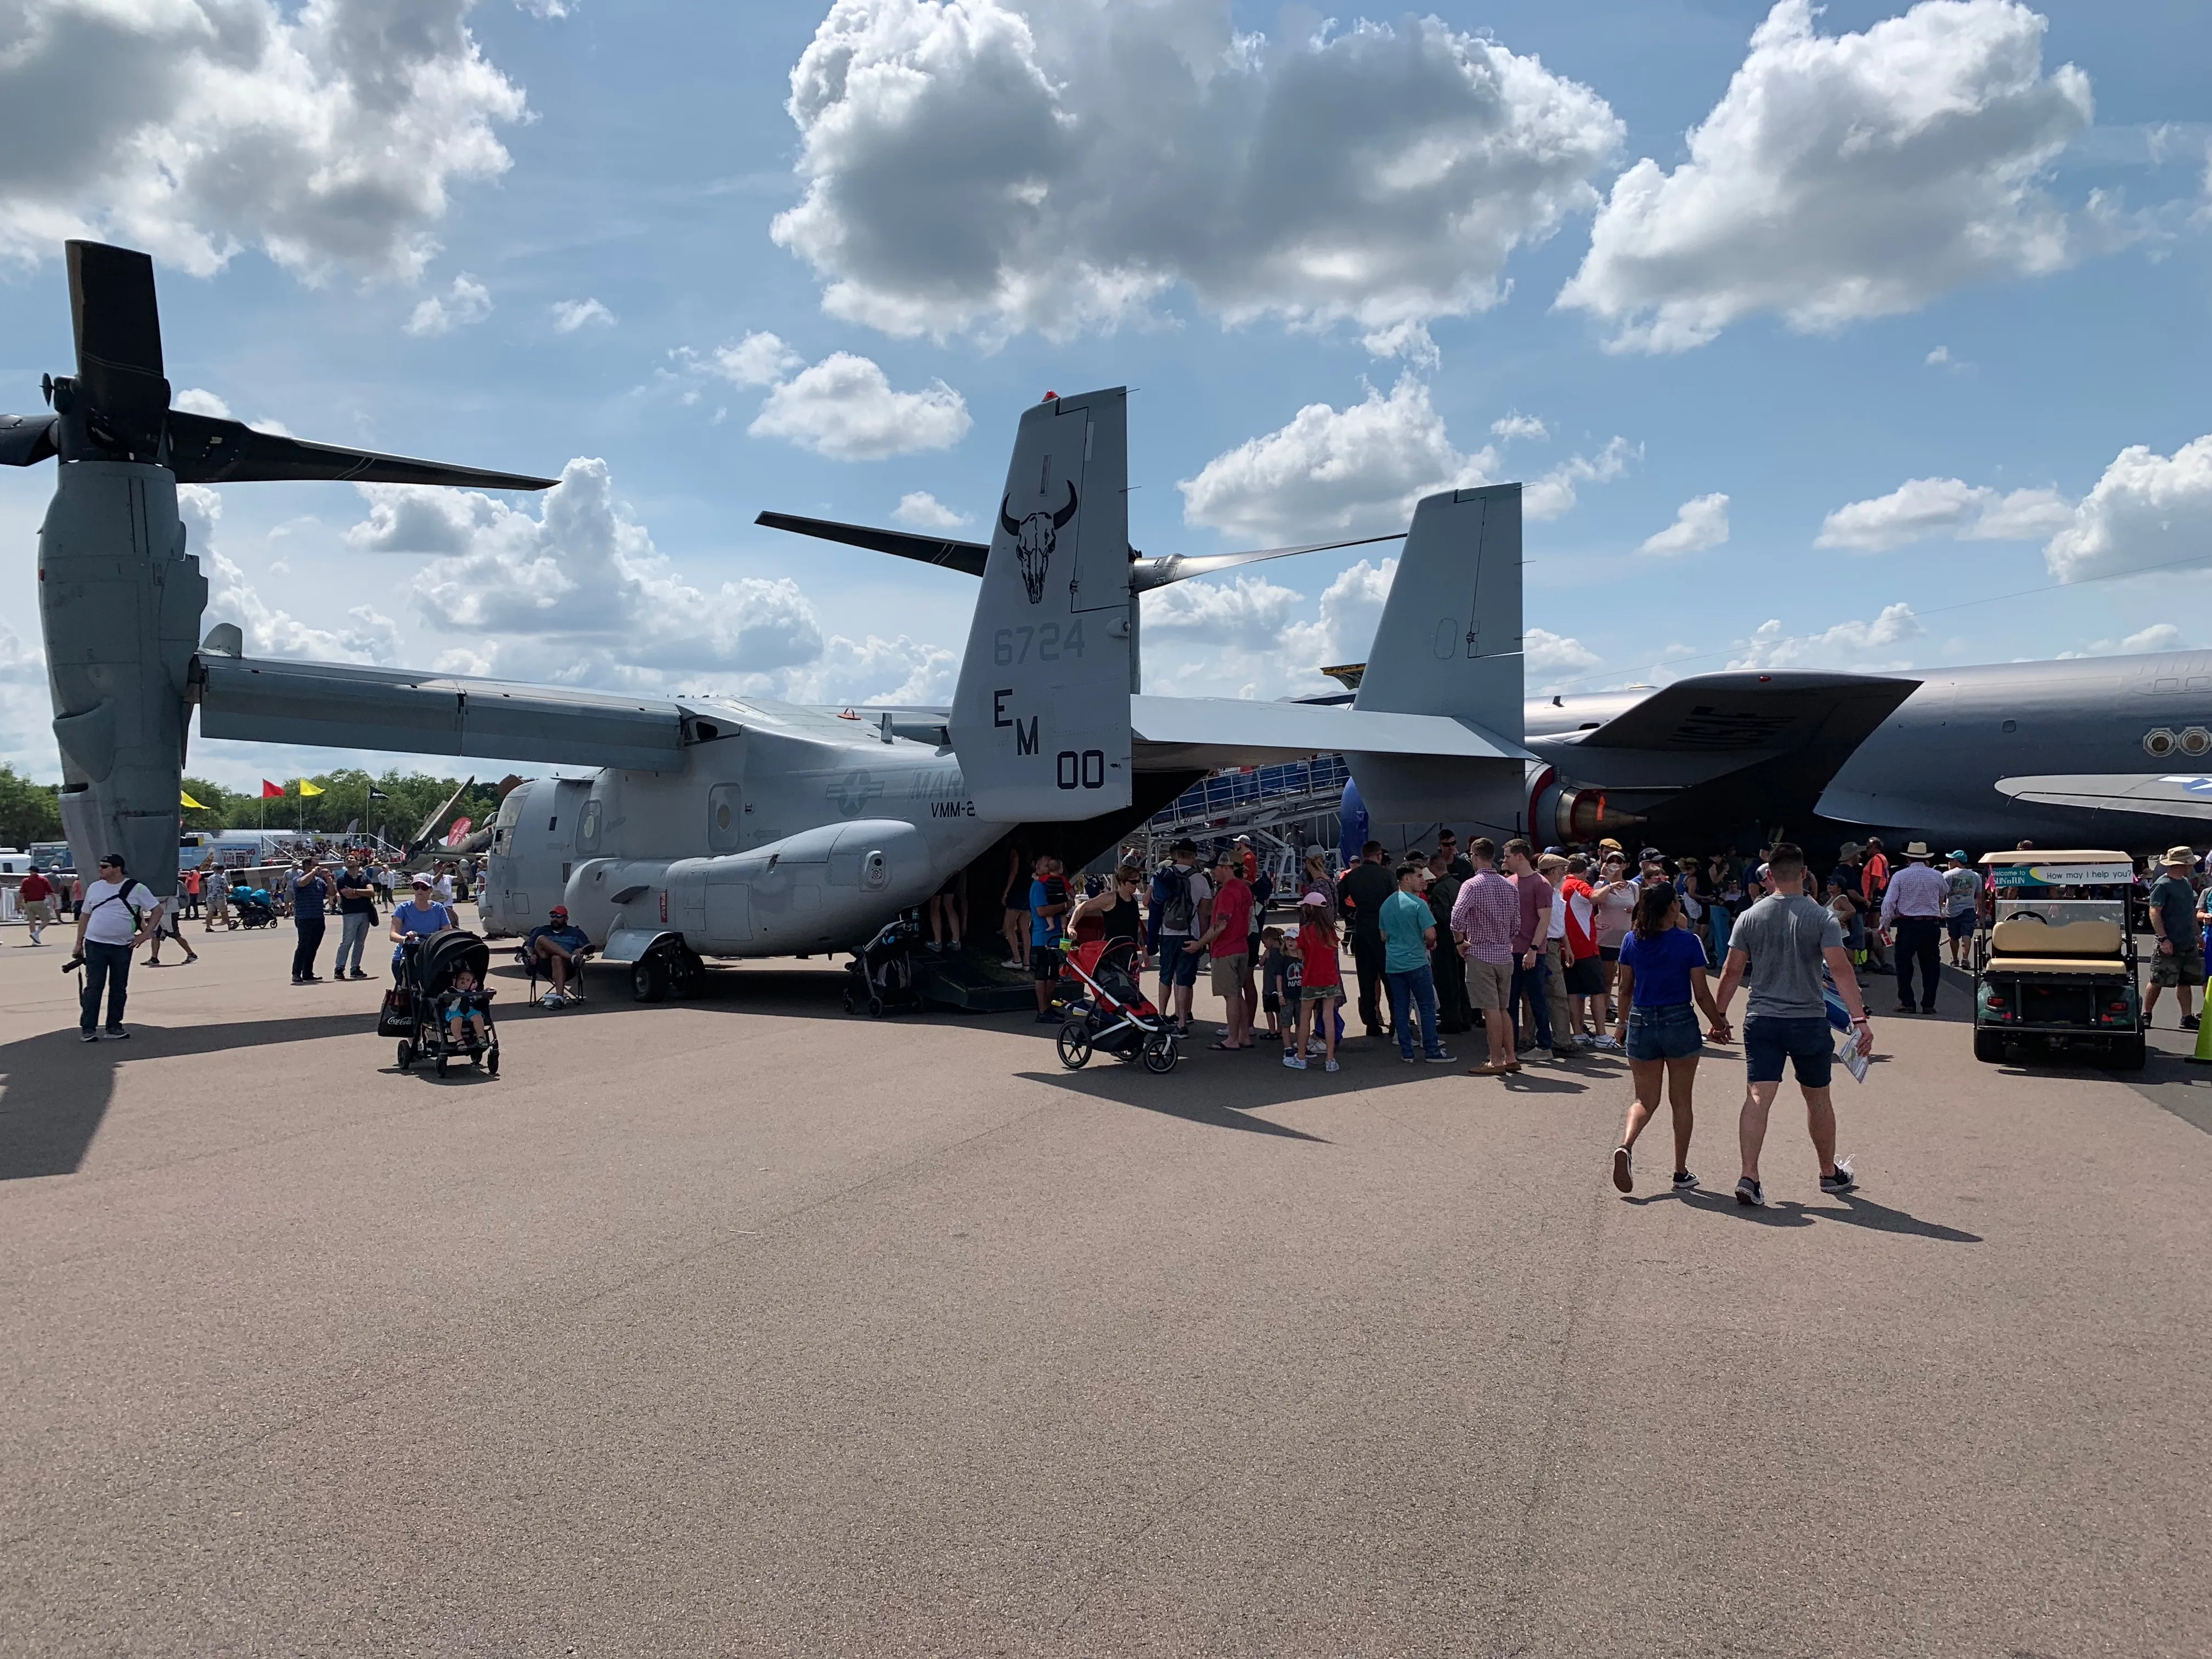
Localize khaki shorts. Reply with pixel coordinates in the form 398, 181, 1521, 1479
20, 898, 54, 923
1210, 951, 1248, 995
1466, 958, 1513, 1011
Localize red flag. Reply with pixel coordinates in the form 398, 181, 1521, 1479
262, 780, 284, 798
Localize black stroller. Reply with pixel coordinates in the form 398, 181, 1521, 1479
843, 914, 925, 1018
386, 930, 501, 1077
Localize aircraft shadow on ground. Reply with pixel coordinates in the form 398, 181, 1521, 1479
0, 1011, 378, 1181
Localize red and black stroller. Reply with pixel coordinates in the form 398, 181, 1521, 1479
1056, 938, 1180, 1073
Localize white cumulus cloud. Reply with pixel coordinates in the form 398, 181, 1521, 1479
1523, 436, 1638, 522
550, 298, 615, 332
2043, 434, 2212, 583
0, 0, 526, 281
1728, 603, 1925, 671
1179, 376, 1496, 543
1558, 0, 2094, 352
405, 274, 493, 337
338, 460, 957, 703
771, 0, 1622, 350
190, 484, 403, 664
892, 490, 970, 530
2062, 623, 2188, 658
1815, 476, 2073, 551
1491, 413, 1549, 443
1639, 493, 1730, 556
690, 331, 805, 387
749, 352, 970, 460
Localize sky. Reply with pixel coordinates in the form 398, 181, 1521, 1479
1, 0, 2208, 790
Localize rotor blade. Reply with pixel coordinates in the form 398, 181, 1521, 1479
755, 511, 988, 577
0, 413, 58, 466
67, 240, 170, 452
1129, 531, 1407, 592
166, 412, 557, 490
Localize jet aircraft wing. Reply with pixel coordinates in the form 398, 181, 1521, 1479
1564, 671, 1918, 752
1994, 773, 2212, 820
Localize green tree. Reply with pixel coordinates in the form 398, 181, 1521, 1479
0, 765, 62, 847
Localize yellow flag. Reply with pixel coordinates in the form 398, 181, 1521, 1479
180, 791, 206, 810
297, 779, 325, 797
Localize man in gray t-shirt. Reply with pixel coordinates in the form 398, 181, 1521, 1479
1711, 844, 1872, 1209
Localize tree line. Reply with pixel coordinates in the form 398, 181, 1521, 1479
0, 765, 507, 849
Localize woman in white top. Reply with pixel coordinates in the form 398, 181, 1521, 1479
1588, 854, 1640, 1024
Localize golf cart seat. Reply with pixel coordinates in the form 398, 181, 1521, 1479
1980, 956, 2129, 976
1990, 915, 2124, 956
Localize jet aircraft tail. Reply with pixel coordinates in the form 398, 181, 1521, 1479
949, 389, 1136, 822
1346, 484, 1528, 828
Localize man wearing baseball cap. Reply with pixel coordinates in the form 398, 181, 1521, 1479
2145, 847, 2204, 1031
523, 905, 593, 1002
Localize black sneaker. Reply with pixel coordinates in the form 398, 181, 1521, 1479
80, 1030, 98, 1043
1820, 1159, 1858, 1194
1611, 1146, 1633, 1194
1734, 1176, 1764, 1208
2184, 1014, 2202, 1032
1893, 1003, 1915, 1015
1672, 1170, 1698, 1191
103, 1027, 128, 1040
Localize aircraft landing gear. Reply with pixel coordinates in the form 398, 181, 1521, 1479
632, 942, 703, 1003
632, 952, 669, 1003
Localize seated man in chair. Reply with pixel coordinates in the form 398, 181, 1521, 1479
524, 906, 592, 1002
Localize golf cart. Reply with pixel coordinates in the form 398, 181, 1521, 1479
1973, 850, 2143, 1069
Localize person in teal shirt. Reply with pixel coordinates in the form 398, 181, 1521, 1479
1379, 862, 1453, 1063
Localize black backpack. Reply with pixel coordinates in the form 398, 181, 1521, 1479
1155, 865, 1194, 932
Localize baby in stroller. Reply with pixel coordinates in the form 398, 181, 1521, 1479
441, 966, 493, 1049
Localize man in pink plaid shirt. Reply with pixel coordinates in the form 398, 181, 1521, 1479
1449, 836, 1521, 1075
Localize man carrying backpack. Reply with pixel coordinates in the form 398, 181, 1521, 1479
73, 853, 158, 1041
1147, 838, 1210, 1034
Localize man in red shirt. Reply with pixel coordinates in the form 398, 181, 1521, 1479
17, 866, 55, 945
1190, 851, 1255, 1049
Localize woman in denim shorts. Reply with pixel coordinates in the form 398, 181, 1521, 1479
1608, 883, 1729, 1196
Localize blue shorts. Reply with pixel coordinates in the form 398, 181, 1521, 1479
1744, 1015, 1833, 1088
1159, 943, 1201, 989
1947, 911, 1974, 940
1624, 1002, 1702, 1062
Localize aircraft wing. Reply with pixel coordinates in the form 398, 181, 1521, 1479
1567, 670, 1918, 752
1130, 695, 1527, 772
1994, 773, 2212, 820
196, 655, 691, 771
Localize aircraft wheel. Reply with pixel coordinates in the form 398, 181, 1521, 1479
1056, 1021, 1093, 1070
668, 948, 703, 1000
1141, 1031, 1179, 1074
631, 952, 670, 1003
396, 1040, 414, 1069
1971, 1030, 2005, 1064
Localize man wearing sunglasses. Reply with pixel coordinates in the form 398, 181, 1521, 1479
73, 854, 157, 1042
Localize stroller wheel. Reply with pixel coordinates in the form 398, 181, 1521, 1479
1056, 1020, 1093, 1070
486, 1046, 500, 1077
396, 1040, 414, 1069
842, 990, 857, 1015
1141, 1031, 1178, 1074
867, 994, 887, 1018
435, 1053, 449, 1077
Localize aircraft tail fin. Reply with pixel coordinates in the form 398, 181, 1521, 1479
1351, 483, 1523, 740
1346, 483, 1527, 829
950, 390, 1135, 821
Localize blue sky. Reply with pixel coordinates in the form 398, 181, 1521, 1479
1, 0, 2208, 788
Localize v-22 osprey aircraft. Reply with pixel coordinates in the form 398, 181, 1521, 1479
10, 242, 1547, 1000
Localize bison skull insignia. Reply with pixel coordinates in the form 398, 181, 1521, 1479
998, 483, 1079, 605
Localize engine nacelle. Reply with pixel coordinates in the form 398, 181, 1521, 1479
1528, 771, 1647, 847
563, 817, 933, 958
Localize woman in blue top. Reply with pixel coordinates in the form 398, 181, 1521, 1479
387, 874, 456, 981
1609, 883, 1729, 1197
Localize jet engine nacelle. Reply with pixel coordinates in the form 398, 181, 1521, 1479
563, 817, 933, 958
1528, 770, 1647, 848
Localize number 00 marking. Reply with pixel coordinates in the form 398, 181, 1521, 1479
1056, 749, 1107, 790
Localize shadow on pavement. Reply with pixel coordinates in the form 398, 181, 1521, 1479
0, 1012, 379, 1181
1678, 1186, 1982, 1242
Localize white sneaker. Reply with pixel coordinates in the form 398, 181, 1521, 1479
1324, 1058, 1340, 1073
1592, 1034, 1622, 1051
1282, 1054, 1307, 1070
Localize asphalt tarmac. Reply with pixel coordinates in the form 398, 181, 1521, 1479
1, 919, 2206, 1657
